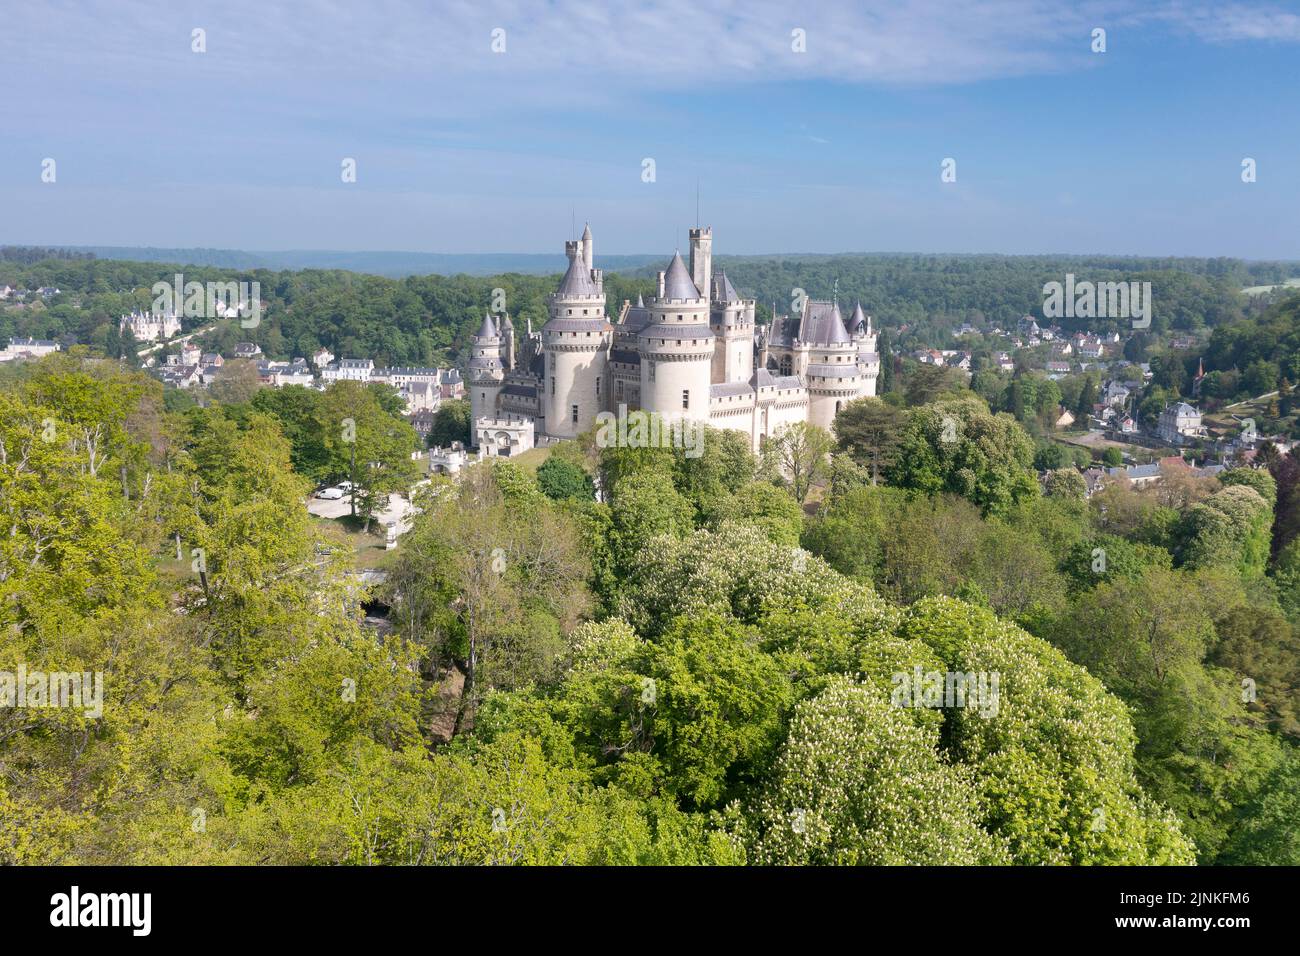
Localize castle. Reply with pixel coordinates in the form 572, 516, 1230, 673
120, 309, 181, 343
468, 225, 879, 451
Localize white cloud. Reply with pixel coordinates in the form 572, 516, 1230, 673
1157, 2, 1300, 42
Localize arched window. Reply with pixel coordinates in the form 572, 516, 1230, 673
779, 356, 792, 376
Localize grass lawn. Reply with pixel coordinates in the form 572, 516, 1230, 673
309, 514, 395, 570
156, 549, 196, 595
802, 482, 826, 514
1242, 278, 1300, 296
511, 445, 553, 474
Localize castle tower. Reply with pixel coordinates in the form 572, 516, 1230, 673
849, 300, 880, 398
709, 269, 754, 384
468, 312, 506, 446
501, 312, 516, 371
639, 250, 713, 424
688, 227, 712, 310
542, 232, 610, 439
798, 300, 863, 430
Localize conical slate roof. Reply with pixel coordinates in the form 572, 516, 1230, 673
661, 251, 702, 300
799, 300, 852, 345
581, 222, 592, 240
475, 311, 497, 339
849, 300, 868, 333
556, 253, 597, 296
712, 270, 740, 303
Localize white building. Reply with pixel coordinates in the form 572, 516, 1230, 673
1157, 402, 1205, 445
322, 358, 374, 383
374, 366, 442, 389
120, 309, 181, 343
399, 379, 440, 413
0, 337, 61, 362
274, 362, 315, 387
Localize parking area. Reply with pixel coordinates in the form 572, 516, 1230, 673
307, 491, 416, 534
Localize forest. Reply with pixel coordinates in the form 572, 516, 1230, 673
1, 337, 1297, 864
3, 249, 1297, 375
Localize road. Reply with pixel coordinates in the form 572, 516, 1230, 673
137, 323, 218, 357
1224, 391, 1279, 410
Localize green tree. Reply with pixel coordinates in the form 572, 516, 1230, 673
428, 398, 472, 447
743, 677, 1007, 865
900, 598, 1197, 864
318, 381, 420, 530
886, 397, 1039, 517
833, 397, 906, 483
760, 421, 833, 504
536, 455, 594, 501
708, 481, 804, 547
1044, 467, 1086, 501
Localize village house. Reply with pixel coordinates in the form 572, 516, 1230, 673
1103, 381, 1131, 408
440, 368, 464, 400
1157, 402, 1205, 445
409, 409, 438, 442
0, 337, 61, 362
321, 358, 373, 383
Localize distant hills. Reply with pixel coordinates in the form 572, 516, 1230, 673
25, 246, 667, 278
8, 245, 1300, 283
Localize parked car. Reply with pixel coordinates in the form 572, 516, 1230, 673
337, 481, 355, 491
315, 486, 345, 500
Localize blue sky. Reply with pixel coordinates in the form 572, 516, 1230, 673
3, 0, 1300, 258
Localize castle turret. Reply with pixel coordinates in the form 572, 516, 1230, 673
542, 234, 610, 438
468, 312, 506, 446
639, 250, 713, 424
848, 300, 879, 399
710, 269, 754, 384
794, 300, 864, 429
501, 312, 516, 371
